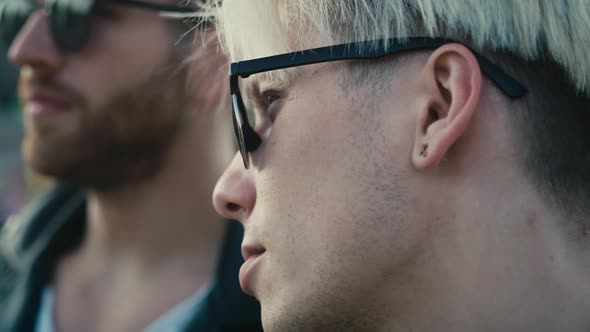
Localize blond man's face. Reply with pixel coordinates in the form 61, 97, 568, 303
214, 59, 436, 331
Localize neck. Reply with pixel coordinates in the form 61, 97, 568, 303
76, 106, 233, 276
369, 102, 590, 331
376, 170, 590, 331
50, 108, 234, 332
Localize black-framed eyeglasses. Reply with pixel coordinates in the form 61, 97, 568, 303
0, 0, 199, 52
229, 36, 528, 169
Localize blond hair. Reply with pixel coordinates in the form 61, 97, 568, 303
211, 0, 590, 95
204, 0, 590, 219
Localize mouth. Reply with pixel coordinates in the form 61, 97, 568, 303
239, 244, 266, 297
24, 90, 72, 117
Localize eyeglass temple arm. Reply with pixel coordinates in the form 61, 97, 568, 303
473, 54, 526, 98
232, 37, 527, 98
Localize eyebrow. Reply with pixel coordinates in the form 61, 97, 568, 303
244, 71, 289, 100
245, 79, 261, 103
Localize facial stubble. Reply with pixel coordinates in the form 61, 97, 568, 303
22, 57, 191, 192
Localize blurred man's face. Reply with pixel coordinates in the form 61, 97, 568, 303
214, 58, 434, 331
9, 0, 190, 189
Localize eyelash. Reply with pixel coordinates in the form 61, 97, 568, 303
251, 89, 283, 124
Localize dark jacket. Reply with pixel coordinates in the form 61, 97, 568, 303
0, 184, 262, 332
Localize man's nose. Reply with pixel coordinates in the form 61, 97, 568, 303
213, 153, 257, 223
9, 11, 63, 70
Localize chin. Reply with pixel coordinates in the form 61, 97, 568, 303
23, 137, 62, 174
22, 136, 85, 185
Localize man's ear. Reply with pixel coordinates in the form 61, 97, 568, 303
412, 43, 482, 170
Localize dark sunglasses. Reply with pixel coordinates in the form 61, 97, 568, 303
0, 0, 198, 52
229, 37, 528, 169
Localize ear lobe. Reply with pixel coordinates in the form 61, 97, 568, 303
412, 44, 482, 170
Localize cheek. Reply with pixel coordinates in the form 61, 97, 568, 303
258, 80, 424, 273
259, 87, 355, 220
259, 85, 399, 269
63, 24, 171, 109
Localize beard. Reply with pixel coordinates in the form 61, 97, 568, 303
20, 58, 191, 192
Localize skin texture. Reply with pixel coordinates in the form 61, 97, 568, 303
213, 43, 590, 331
9, 1, 234, 331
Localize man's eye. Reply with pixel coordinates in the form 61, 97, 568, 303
253, 90, 282, 111
247, 88, 285, 129
264, 92, 281, 106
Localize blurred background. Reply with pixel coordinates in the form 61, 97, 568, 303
0, 45, 42, 223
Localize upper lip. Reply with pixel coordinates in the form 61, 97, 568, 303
241, 243, 266, 261
25, 88, 70, 107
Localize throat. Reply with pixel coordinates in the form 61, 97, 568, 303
83, 188, 228, 264
51, 248, 215, 332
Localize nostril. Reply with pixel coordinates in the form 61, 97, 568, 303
227, 202, 241, 213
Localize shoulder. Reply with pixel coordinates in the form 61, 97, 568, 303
0, 184, 85, 268
0, 183, 85, 306
0, 184, 86, 331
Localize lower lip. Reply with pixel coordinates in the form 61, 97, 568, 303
239, 253, 264, 296
27, 100, 69, 117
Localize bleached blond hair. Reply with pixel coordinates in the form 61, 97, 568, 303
211, 0, 590, 95
205, 0, 590, 219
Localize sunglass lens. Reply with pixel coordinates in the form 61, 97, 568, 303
232, 94, 249, 168
0, 1, 34, 48
49, 0, 93, 52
